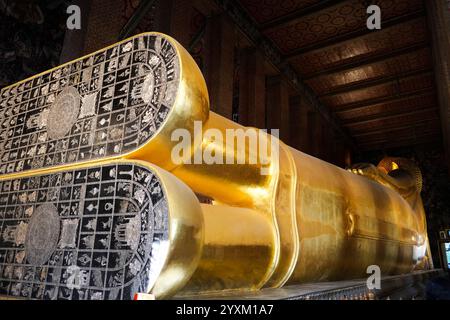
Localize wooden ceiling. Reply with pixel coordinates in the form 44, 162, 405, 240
238, 0, 441, 151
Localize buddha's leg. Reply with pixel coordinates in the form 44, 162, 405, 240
0, 31, 429, 293
180, 204, 277, 295
0, 32, 285, 293
286, 147, 426, 284
0, 160, 203, 300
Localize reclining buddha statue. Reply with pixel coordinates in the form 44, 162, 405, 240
0, 32, 432, 299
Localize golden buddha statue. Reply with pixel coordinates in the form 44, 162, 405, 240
0, 32, 431, 299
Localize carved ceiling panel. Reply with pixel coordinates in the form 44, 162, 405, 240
359, 134, 442, 150
337, 92, 437, 122
263, 0, 424, 54
356, 121, 441, 144
235, 0, 439, 150
239, 0, 322, 24
305, 47, 432, 95
346, 109, 440, 134
398, 73, 435, 93
289, 18, 428, 77
321, 73, 435, 109
321, 82, 396, 109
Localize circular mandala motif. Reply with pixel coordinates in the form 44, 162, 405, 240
47, 86, 81, 140
25, 203, 61, 266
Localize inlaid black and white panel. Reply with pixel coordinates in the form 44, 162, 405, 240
0, 162, 169, 300
0, 34, 180, 175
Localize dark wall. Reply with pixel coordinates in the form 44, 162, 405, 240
0, 0, 68, 89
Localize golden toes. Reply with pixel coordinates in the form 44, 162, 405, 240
0, 160, 203, 300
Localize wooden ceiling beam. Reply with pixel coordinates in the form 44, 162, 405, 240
359, 133, 441, 150
334, 86, 434, 113
213, 0, 356, 148
317, 68, 432, 98
348, 117, 440, 136
259, 0, 346, 30
349, 114, 440, 135
336, 91, 436, 119
301, 42, 429, 80
342, 102, 437, 125
353, 119, 440, 138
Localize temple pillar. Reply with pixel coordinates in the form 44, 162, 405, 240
266, 76, 290, 144
328, 127, 337, 163
339, 137, 351, 168
333, 138, 346, 168
169, 0, 192, 48
308, 111, 324, 159
82, 0, 124, 54
425, 0, 450, 174
206, 14, 235, 119
289, 96, 310, 153
151, 0, 175, 34
324, 126, 335, 164
320, 120, 330, 161
329, 128, 338, 164
238, 48, 266, 128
